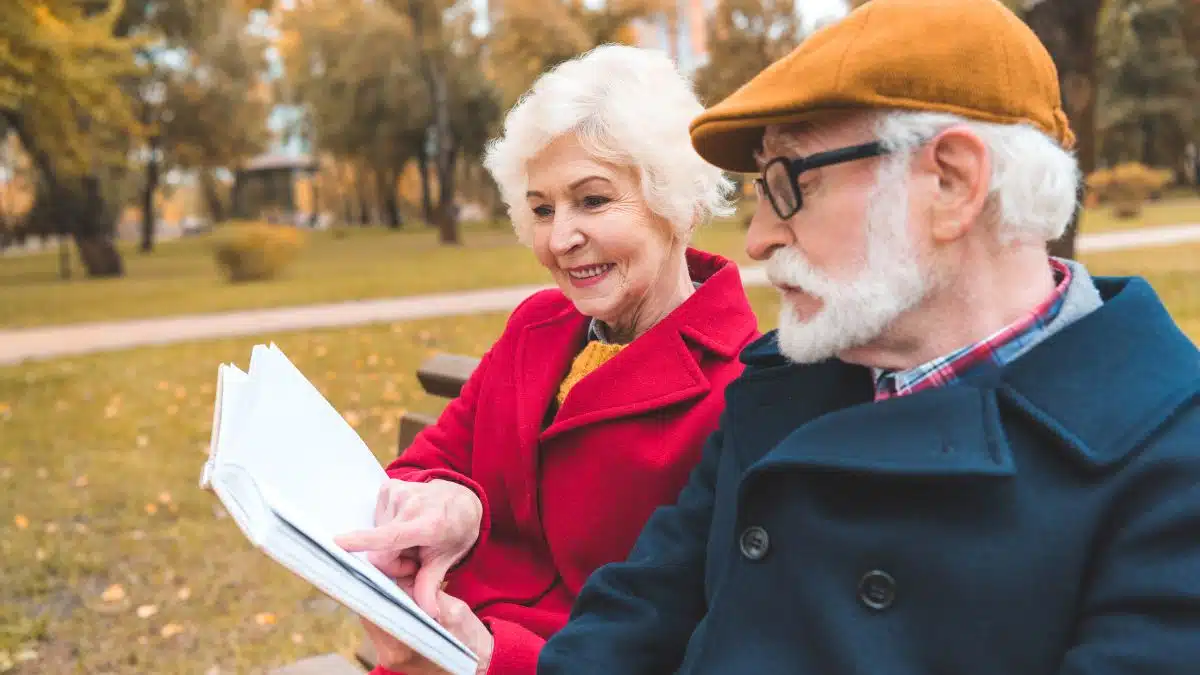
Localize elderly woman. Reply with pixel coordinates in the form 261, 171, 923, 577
334, 44, 759, 675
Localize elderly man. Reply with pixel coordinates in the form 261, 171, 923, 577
536, 0, 1200, 674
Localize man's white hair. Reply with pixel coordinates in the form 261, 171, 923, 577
872, 111, 1081, 244
482, 44, 736, 245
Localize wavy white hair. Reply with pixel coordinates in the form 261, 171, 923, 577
872, 111, 1081, 244
482, 44, 736, 245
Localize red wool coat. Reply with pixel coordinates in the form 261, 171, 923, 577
373, 249, 759, 675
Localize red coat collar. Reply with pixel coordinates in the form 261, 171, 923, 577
511, 248, 758, 444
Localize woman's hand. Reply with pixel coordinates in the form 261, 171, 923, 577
360, 586, 494, 675
335, 478, 483, 619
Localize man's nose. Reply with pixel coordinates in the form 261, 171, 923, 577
745, 203, 792, 262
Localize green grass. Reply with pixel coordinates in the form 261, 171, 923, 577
4, 197, 1196, 330
0, 224, 549, 330
0, 244, 1196, 674
1079, 195, 1200, 233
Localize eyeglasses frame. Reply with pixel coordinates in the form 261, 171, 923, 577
754, 141, 892, 220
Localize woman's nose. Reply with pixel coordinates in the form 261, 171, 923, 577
549, 214, 584, 255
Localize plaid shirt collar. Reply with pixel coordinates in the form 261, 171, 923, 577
873, 258, 1073, 401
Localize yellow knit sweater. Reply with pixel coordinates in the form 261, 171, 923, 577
556, 340, 626, 406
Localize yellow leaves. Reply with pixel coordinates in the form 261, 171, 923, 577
367, 353, 379, 366
344, 411, 361, 428
136, 604, 159, 619
136, 435, 149, 448
45, 522, 59, 534
167, 404, 179, 416
74, 475, 89, 488
0, 401, 11, 420
314, 345, 328, 358
291, 632, 305, 644
175, 386, 188, 400
36, 467, 47, 479
101, 583, 126, 603
158, 491, 173, 505
160, 622, 185, 638
254, 612, 276, 626
177, 587, 191, 601
157, 381, 170, 392
104, 395, 121, 418
13, 514, 29, 530
145, 503, 159, 515
0, 466, 11, 480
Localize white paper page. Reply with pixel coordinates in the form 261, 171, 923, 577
201, 363, 249, 489
219, 344, 387, 539
263, 485, 475, 657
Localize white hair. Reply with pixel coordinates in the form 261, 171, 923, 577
872, 111, 1081, 244
482, 44, 736, 245
770, 142, 931, 364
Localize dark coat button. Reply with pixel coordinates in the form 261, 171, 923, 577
739, 526, 770, 561
858, 570, 896, 611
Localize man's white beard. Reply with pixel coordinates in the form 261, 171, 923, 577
768, 157, 932, 364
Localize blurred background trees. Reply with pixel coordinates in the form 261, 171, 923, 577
1, 0, 1197, 274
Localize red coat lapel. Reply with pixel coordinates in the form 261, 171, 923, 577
509, 307, 588, 526
541, 248, 757, 442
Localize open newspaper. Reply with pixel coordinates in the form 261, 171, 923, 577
198, 343, 476, 675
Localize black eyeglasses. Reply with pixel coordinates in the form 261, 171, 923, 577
754, 141, 891, 220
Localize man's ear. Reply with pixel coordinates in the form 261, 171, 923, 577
914, 126, 991, 243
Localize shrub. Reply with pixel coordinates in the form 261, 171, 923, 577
212, 221, 306, 282
1085, 163, 1173, 219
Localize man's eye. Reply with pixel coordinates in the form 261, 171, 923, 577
582, 196, 610, 208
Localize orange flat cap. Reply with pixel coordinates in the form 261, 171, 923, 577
689, 0, 1075, 173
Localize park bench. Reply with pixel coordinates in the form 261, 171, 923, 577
267, 353, 481, 675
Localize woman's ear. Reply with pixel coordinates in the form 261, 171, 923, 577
923, 126, 991, 243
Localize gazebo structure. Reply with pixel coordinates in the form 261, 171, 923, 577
230, 151, 320, 226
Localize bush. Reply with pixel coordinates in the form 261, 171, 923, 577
212, 221, 306, 282
1086, 163, 1173, 219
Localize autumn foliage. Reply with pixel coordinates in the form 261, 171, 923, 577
212, 222, 307, 282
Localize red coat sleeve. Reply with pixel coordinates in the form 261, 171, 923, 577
384, 346, 495, 557
481, 616, 545, 675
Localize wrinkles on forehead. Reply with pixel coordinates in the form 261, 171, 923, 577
757, 113, 878, 167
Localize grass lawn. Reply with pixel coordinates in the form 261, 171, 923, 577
3, 196, 1198, 330
1, 242, 1197, 673
1079, 194, 1200, 233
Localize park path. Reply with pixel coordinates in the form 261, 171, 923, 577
2, 222, 1198, 366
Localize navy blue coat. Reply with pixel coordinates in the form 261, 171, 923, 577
538, 275, 1200, 675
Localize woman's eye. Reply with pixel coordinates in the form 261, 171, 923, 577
532, 205, 553, 218
582, 195, 610, 208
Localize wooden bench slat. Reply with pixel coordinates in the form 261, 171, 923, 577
416, 354, 480, 399
397, 411, 440, 452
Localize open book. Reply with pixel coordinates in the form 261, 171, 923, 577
199, 343, 477, 675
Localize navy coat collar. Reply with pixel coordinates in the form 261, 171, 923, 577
734, 275, 1199, 485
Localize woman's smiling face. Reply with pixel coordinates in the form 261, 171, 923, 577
526, 134, 681, 337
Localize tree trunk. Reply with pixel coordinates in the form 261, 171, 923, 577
1024, 0, 1102, 261
5, 110, 124, 276
417, 146, 434, 225
141, 137, 160, 253
427, 65, 460, 245
75, 175, 124, 277
200, 169, 226, 223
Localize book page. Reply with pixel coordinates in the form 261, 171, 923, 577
219, 344, 387, 541
200, 363, 248, 489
